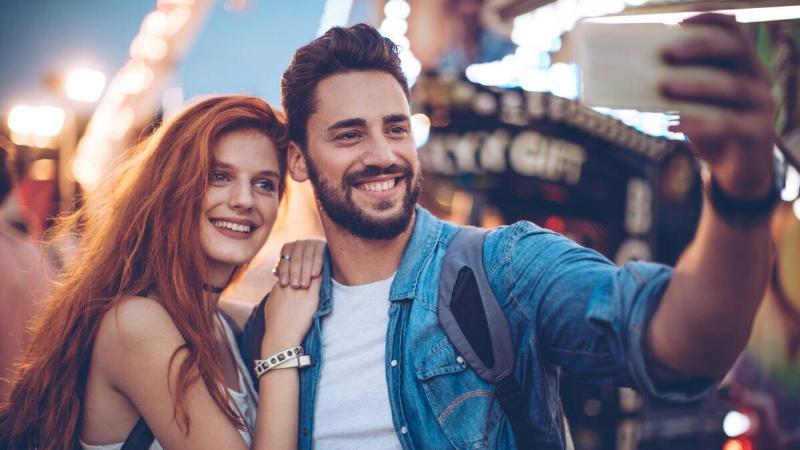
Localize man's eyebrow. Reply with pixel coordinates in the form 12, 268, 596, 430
326, 118, 366, 132
384, 114, 409, 124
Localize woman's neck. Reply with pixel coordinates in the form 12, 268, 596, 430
206, 261, 236, 303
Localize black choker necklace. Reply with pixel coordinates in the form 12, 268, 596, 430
203, 284, 224, 294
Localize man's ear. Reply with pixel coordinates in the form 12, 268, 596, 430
288, 141, 309, 182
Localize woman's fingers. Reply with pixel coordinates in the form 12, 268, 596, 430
275, 242, 295, 287
297, 239, 326, 287
299, 242, 316, 288
311, 241, 324, 279
275, 239, 327, 288
287, 241, 307, 288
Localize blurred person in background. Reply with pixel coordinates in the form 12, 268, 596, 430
0, 142, 51, 401
0, 95, 324, 450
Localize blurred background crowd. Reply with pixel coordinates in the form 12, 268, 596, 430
1, 1, 799, 449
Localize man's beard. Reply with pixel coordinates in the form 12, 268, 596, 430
305, 158, 422, 240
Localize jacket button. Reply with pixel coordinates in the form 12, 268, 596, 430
390, 359, 398, 367
400, 426, 408, 435
456, 356, 465, 364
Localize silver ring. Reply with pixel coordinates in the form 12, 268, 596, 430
280, 254, 292, 262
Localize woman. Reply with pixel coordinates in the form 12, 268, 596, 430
0, 95, 321, 449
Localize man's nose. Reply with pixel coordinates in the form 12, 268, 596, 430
362, 134, 399, 168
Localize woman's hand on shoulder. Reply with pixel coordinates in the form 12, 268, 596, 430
273, 238, 326, 288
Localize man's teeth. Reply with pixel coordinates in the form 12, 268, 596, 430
212, 220, 252, 233
358, 178, 397, 192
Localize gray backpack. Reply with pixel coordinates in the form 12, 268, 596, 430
438, 226, 536, 449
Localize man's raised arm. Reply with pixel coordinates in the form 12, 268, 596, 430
647, 13, 778, 381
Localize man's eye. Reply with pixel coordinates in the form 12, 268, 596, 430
254, 180, 276, 192
211, 172, 230, 182
336, 131, 360, 141
389, 126, 408, 135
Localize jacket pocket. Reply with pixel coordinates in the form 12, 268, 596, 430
414, 335, 505, 449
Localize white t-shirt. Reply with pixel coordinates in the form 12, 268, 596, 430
312, 274, 402, 450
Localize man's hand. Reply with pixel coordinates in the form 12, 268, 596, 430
661, 13, 775, 199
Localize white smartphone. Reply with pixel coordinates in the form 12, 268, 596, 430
573, 20, 714, 113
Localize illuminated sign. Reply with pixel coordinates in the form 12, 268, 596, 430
423, 129, 587, 184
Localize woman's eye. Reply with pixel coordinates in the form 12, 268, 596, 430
211, 171, 230, 182
254, 180, 276, 192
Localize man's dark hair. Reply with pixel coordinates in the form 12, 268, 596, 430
280, 23, 410, 150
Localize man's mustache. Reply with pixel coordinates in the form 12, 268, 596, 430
344, 164, 413, 185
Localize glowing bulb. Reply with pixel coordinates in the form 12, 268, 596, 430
166, 6, 192, 35
793, 198, 800, 222
384, 0, 410, 19
130, 34, 168, 60
119, 63, 154, 95
8, 105, 65, 137
143, 10, 169, 36
65, 68, 106, 102
723, 411, 751, 438
782, 165, 799, 202
410, 113, 430, 148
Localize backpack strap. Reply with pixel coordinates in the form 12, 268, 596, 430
239, 294, 269, 388
438, 226, 536, 449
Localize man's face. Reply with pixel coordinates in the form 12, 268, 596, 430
294, 70, 421, 240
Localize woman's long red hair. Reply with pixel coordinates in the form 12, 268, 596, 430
0, 95, 288, 450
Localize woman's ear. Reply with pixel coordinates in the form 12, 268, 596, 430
288, 142, 309, 182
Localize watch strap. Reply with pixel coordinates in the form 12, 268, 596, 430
707, 176, 779, 228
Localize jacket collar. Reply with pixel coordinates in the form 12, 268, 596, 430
316, 206, 442, 317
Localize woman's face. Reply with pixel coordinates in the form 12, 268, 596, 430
200, 129, 280, 273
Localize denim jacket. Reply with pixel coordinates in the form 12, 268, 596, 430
249, 206, 712, 449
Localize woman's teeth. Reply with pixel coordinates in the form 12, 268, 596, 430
212, 220, 252, 233
358, 178, 397, 192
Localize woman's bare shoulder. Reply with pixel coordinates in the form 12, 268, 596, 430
93, 296, 184, 372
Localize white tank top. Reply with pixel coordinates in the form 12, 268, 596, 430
80, 314, 258, 450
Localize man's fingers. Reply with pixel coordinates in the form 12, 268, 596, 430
661, 69, 770, 111
673, 109, 771, 159
681, 12, 740, 32
663, 25, 758, 75
665, 14, 768, 81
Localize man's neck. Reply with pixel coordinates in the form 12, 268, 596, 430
322, 211, 415, 286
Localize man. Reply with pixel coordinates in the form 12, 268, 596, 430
244, 15, 777, 449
